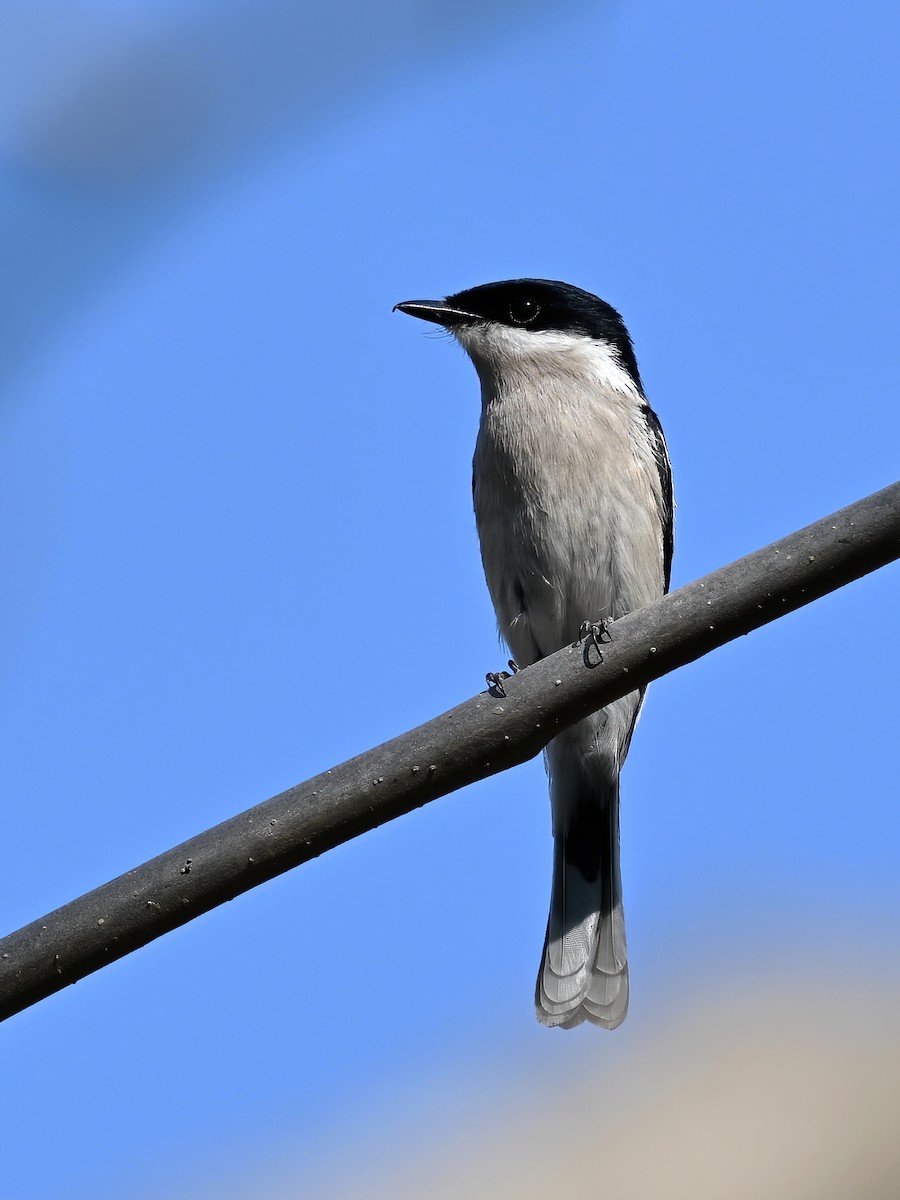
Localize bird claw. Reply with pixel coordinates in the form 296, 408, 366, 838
486, 670, 512, 698
576, 619, 612, 664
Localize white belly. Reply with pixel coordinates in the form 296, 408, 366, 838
472, 375, 665, 667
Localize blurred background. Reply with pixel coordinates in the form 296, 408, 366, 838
1, 1, 898, 1196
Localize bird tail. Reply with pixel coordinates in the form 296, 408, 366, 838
536, 716, 630, 1030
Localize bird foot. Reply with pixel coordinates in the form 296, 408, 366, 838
576, 619, 612, 664
486, 660, 520, 698
486, 670, 512, 698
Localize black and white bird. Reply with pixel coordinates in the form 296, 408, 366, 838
395, 279, 673, 1029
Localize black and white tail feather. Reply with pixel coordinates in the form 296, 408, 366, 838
538, 700, 641, 1028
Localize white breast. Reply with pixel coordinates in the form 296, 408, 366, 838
462, 325, 666, 666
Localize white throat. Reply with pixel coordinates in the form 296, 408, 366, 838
454, 322, 641, 406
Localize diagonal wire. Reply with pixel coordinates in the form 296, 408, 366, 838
0, 479, 898, 1023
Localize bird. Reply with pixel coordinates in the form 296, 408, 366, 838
395, 279, 673, 1029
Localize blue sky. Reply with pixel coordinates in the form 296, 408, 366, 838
1, 2, 898, 1197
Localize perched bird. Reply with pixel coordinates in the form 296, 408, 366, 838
395, 280, 673, 1029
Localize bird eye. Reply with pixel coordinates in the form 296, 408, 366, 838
508, 297, 540, 325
